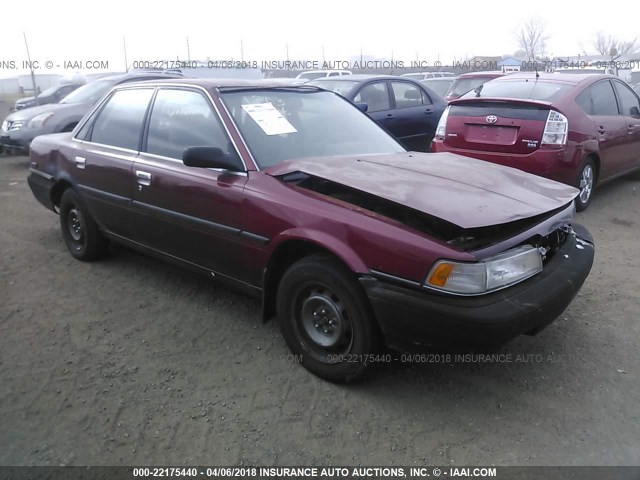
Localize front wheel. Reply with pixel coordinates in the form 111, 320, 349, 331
575, 158, 596, 212
276, 255, 381, 383
59, 188, 108, 261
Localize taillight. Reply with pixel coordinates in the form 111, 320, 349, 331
541, 110, 568, 146
435, 106, 450, 140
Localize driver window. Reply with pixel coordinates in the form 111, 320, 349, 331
146, 89, 238, 161
353, 82, 390, 112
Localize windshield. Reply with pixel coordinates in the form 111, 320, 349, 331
297, 72, 329, 80
422, 79, 454, 97
220, 89, 404, 168
39, 85, 62, 97
308, 79, 358, 96
460, 79, 572, 101
60, 79, 116, 104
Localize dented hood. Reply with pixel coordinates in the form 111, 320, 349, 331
265, 152, 578, 229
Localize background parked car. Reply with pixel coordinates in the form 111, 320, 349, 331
431, 73, 640, 210
420, 77, 456, 99
295, 70, 352, 81
445, 71, 506, 102
13, 83, 84, 111
401, 72, 455, 80
0, 72, 182, 154
309, 74, 446, 151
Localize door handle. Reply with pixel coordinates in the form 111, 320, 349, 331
74, 156, 86, 169
135, 170, 152, 186
425, 108, 433, 114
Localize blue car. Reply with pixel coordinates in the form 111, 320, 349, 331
309, 74, 446, 151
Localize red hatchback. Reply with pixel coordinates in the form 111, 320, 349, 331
432, 73, 640, 210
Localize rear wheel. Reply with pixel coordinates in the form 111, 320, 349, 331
59, 188, 108, 261
276, 255, 381, 383
575, 158, 596, 212
61, 123, 77, 133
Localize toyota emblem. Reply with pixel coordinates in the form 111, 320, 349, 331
486, 115, 498, 124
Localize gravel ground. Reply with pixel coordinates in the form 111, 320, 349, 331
0, 154, 639, 466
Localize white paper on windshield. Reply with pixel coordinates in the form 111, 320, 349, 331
241, 102, 297, 136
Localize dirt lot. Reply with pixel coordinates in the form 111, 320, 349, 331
0, 154, 639, 466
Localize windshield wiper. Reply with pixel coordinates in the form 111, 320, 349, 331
474, 84, 484, 97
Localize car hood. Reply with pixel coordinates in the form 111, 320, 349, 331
15, 96, 36, 105
265, 152, 578, 229
5, 102, 86, 121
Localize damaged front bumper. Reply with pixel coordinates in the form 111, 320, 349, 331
360, 224, 595, 350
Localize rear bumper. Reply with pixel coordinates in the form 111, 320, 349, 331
430, 140, 579, 186
361, 224, 594, 350
27, 170, 56, 211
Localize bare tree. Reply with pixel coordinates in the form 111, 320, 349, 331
516, 18, 548, 60
593, 32, 638, 57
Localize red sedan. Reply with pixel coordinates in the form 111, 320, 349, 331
432, 73, 640, 210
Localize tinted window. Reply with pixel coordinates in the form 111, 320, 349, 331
146, 89, 238, 161
90, 88, 153, 150
613, 81, 640, 116
353, 82, 390, 112
221, 90, 404, 168
580, 81, 618, 116
391, 82, 425, 108
461, 80, 571, 101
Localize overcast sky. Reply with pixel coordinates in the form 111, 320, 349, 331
1, 0, 638, 76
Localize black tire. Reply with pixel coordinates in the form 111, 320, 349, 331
59, 188, 108, 261
61, 124, 77, 133
276, 254, 381, 383
575, 158, 596, 212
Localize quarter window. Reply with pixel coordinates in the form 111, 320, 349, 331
354, 82, 390, 112
89, 88, 154, 150
613, 81, 640, 116
146, 88, 239, 162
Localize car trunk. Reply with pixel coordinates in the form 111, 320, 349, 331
445, 100, 551, 154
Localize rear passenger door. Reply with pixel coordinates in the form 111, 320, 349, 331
612, 80, 640, 171
72, 87, 154, 236
576, 80, 629, 179
131, 87, 250, 283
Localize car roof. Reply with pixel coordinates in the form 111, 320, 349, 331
308, 74, 420, 82
421, 77, 456, 82
457, 71, 506, 78
491, 72, 617, 85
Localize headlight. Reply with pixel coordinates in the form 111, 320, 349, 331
4, 120, 24, 132
426, 245, 543, 295
28, 112, 55, 129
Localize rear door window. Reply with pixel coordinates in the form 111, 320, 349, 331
612, 81, 640, 116
579, 81, 619, 116
89, 88, 154, 150
390, 82, 425, 108
354, 82, 391, 112
145, 88, 239, 162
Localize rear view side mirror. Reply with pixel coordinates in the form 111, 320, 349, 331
355, 102, 368, 112
182, 146, 244, 171
630, 106, 640, 117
